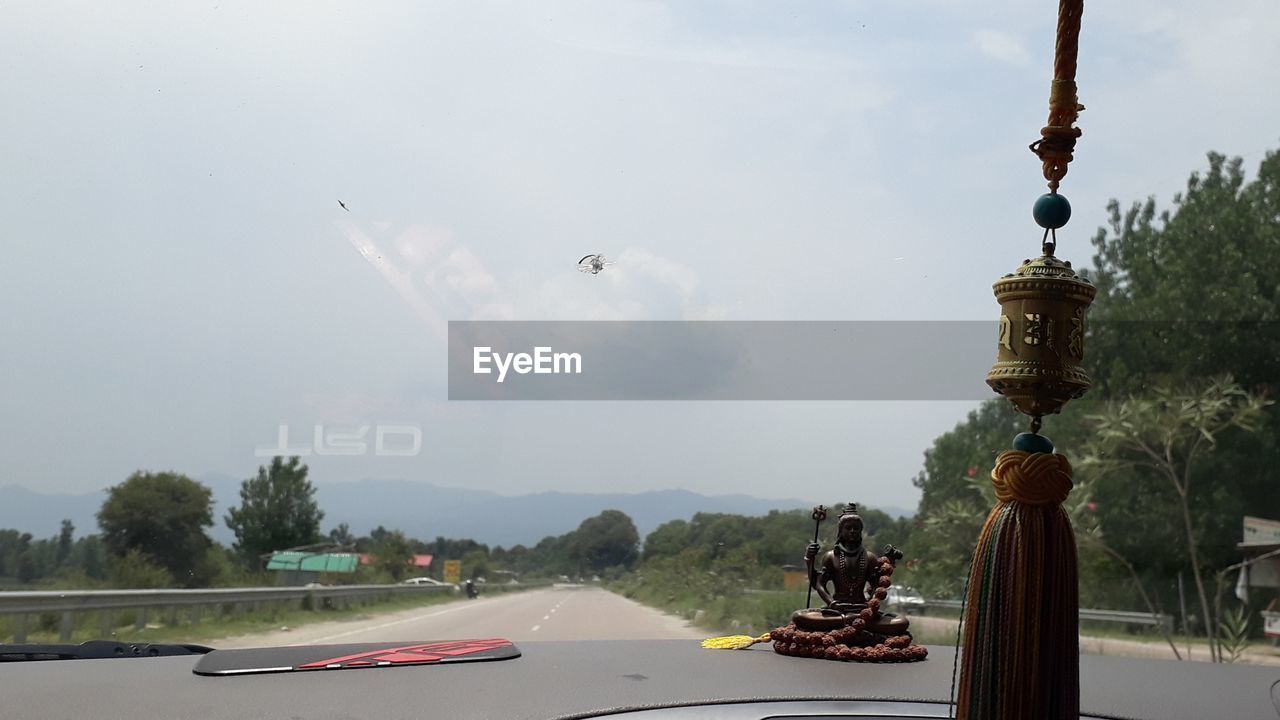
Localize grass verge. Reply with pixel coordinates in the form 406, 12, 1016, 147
1, 585, 536, 646
607, 581, 1218, 653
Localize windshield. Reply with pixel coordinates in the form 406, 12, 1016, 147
2, 0, 1278, 677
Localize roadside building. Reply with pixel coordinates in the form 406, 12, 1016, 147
782, 564, 808, 592
1237, 516, 1280, 644
265, 550, 359, 586
357, 554, 434, 572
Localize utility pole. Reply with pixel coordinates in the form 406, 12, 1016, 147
1177, 573, 1189, 660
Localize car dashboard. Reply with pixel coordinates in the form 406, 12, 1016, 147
2, 640, 1278, 720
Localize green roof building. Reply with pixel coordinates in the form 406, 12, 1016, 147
265, 551, 359, 585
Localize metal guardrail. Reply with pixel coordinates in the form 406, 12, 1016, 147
920, 599, 1170, 628
0, 581, 547, 643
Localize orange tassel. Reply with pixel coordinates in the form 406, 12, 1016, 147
957, 450, 1078, 720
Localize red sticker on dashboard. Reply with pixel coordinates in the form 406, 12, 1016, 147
192, 639, 520, 676
297, 639, 512, 669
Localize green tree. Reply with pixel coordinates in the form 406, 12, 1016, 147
356, 525, 393, 553
516, 534, 572, 577
327, 522, 355, 548
0, 529, 31, 577
1088, 151, 1280, 396
76, 535, 107, 580
97, 471, 215, 587
461, 548, 491, 580
1081, 375, 1270, 661
16, 549, 37, 584
567, 510, 640, 574
912, 400, 1026, 516
1082, 150, 1280, 639
110, 548, 174, 588
1, 531, 37, 582
906, 399, 1033, 597
371, 529, 414, 581
430, 536, 489, 560
909, 149, 1280, 613
225, 456, 325, 562
56, 519, 74, 567
643, 519, 693, 561
953, 461, 1186, 658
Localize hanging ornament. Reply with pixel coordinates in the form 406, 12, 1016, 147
957, 1, 1089, 718
986, 251, 1095, 423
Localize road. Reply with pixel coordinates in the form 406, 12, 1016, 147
215, 586, 705, 649
907, 614, 1280, 667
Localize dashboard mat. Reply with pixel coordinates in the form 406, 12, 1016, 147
1, 640, 1278, 720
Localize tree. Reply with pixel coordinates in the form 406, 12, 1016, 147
430, 536, 489, 560
56, 519, 74, 567
356, 525, 393, 553
327, 523, 355, 548
1088, 151, 1280, 397
97, 471, 215, 587
643, 520, 693, 561
110, 548, 174, 588
1081, 375, 1270, 661
908, 148, 1280, 613
954, 461, 1187, 659
906, 399, 1035, 598
912, 400, 1026, 515
1083, 149, 1280, 604
0, 529, 31, 577
461, 548, 490, 580
76, 535, 107, 580
16, 550, 36, 584
225, 456, 325, 562
1068, 148, 1280, 647
371, 529, 414, 581
567, 510, 640, 574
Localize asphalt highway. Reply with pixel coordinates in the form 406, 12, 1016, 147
216, 586, 705, 649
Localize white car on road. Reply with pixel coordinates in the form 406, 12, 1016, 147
401, 577, 459, 591
885, 585, 926, 614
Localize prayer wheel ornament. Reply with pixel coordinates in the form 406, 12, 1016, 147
986, 251, 1095, 419
957, 0, 1090, 717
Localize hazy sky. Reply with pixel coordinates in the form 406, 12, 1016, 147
3, 1, 1278, 511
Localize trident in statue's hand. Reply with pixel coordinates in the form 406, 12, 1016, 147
882, 544, 905, 565
805, 505, 828, 609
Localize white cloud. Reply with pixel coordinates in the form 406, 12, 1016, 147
972, 29, 1029, 66
7, 0, 1280, 506
489, 246, 718, 322
684, 303, 733, 321
439, 247, 501, 296
340, 222, 515, 335
469, 302, 515, 321
612, 247, 699, 304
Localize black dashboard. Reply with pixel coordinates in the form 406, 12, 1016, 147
2, 640, 1278, 720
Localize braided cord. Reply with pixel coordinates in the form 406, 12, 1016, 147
1032, 0, 1085, 191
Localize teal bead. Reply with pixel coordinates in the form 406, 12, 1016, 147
1033, 193, 1072, 229
1013, 432, 1055, 454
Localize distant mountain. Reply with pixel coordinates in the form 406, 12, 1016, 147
874, 505, 916, 521
0, 484, 108, 540
0, 480, 913, 548
308, 482, 813, 547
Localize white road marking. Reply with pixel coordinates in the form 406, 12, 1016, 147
542, 615, 550, 620
307, 595, 501, 643
531, 625, 541, 632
